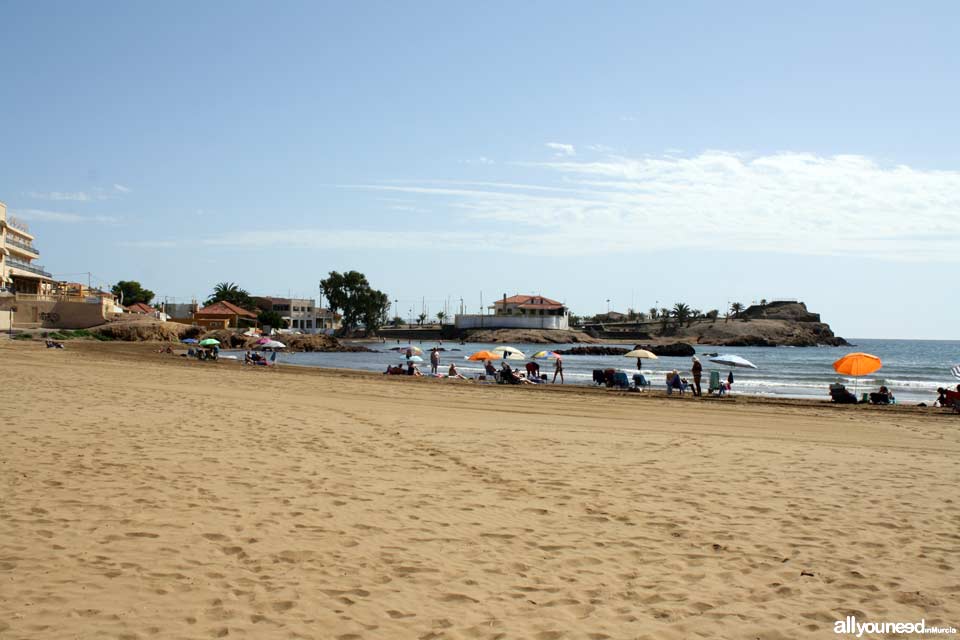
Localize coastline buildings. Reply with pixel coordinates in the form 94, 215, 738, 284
193, 300, 257, 329
455, 293, 570, 330
255, 296, 342, 333
0, 201, 54, 294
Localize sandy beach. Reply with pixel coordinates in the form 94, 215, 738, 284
3, 341, 958, 639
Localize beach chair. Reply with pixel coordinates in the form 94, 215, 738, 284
633, 373, 651, 391
708, 371, 722, 395
592, 369, 606, 385
612, 371, 630, 389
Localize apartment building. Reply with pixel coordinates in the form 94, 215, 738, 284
1, 201, 54, 294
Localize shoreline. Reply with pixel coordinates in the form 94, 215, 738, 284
13, 339, 953, 417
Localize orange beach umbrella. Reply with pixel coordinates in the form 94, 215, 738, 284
832, 352, 882, 377
466, 350, 501, 361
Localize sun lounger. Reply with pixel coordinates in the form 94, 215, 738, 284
632, 373, 651, 391
612, 372, 630, 389
708, 371, 723, 395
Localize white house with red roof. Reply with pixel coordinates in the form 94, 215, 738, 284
455, 293, 570, 330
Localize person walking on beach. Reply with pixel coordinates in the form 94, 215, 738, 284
553, 356, 564, 384
691, 356, 702, 397
430, 348, 440, 375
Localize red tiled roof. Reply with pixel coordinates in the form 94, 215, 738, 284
126, 302, 156, 314
195, 300, 257, 317
495, 294, 564, 307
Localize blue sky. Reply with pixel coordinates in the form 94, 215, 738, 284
2, 1, 958, 339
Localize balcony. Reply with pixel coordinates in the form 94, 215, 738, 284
7, 257, 52, 279
5, 237, 39, 256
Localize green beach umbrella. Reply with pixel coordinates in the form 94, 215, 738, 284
199, 338, 220, 346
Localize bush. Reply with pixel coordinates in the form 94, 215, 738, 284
48, 332, 70, 340
12, 333, 32, 340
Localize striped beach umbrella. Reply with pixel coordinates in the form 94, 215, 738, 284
951, 364, 960, 380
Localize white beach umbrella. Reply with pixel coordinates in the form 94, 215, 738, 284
259, 340, 286, 349
624, 349, 658, 360
951, 364, 960, 380
708, 354, 758, 369
492, 346, 526, 360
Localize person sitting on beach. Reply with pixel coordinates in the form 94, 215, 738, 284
484, 360, 498, 377
407, 361, 423, 376
666, 370, 686, 395
448, 363, 466, 380
45, 340, 64, 349
244, 350, 253, 365
869, 385, 893, 405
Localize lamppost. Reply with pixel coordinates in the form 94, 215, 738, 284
408, 308, 412, 328
606, 298, 610, 314
394, 299, 398, 326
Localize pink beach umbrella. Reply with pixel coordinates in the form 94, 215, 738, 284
256, 337, 272, 344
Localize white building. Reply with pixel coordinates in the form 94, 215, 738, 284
1, 201, 54, 294
455, 294, 570, 330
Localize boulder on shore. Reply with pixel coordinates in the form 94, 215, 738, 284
461, 329, 599, 344
554, 346, 628, 356
635, 342, 697, 357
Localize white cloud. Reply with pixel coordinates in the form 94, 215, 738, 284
27, 191, 93, 202
28, 184, 132, 201
126, 150, 960, 263
545, 142, 576, 157
343, 151, 960, 261
16, 208, 120, 224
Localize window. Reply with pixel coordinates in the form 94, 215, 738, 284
306, 320, 313, 328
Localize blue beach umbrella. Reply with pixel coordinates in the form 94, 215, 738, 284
181, 338, 199, 344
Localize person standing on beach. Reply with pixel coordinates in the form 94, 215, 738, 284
691, 356, 703, 397
553, 356, 564, 384
430, 348, 440, 374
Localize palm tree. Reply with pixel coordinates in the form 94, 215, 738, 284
759, 298, 768, 307
672, 302, 692, 326
417, 312, 427, 326
648, 307, 658, 319
436, 311, 446, 325
730, 302, 745, 319
206, 281, 254, 309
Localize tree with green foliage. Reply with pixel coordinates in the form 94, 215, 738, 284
258, 309, 285, 330
436, 311, 446, 324
672, 302, 692, 327
648, 307, 659, 319
206, 282, 256, 310
730, 302, 745, 319
319, 270, 390, 335
112, 280, 155, 305
417, 312, 427, 326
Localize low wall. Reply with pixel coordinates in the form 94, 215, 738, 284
3, 299, 109, 329
454, 314, 569, 330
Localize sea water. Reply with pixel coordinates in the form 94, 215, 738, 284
230, 338, 960, 405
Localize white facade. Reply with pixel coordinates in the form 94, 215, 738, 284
1, 201, 54, 293
454, 314, 569, 330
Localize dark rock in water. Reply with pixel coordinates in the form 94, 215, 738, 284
719, 336, 778, 347
635, 342, 696, 357
555, 346, 629, 356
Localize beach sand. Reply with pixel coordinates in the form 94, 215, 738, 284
3, 341, 959, 639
